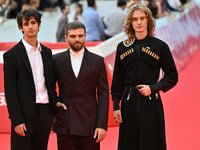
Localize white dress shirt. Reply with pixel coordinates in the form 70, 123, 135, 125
70, 48, 84, 78
22, 39, 49, 104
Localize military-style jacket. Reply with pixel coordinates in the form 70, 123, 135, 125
111, 35, 178, 110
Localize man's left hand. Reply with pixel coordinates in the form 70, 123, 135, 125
56, 102, 67, 110
93, 128, 106, 143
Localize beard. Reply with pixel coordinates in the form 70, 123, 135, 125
69, 41, 85, 52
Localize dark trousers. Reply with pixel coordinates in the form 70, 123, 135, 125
11, 104, 54, 150
57, 134, 100, 150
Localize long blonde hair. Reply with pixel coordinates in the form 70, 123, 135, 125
123, 3, 156, 40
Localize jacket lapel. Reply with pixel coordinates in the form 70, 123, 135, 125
62, 49, 77, 81
40, 45, 49, 81
17, 41, 33, 77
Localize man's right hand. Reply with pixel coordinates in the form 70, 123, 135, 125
14, 123, 27, 136
114, 110, 123, 123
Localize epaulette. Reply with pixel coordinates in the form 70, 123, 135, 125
123, 38, 135, 47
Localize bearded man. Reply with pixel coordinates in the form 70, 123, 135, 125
52, 21, 109, 150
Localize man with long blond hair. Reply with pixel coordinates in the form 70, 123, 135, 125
111, 3, 178, 150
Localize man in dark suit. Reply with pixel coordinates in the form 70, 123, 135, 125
52, 22, 109, 150
3, 9, 66, 150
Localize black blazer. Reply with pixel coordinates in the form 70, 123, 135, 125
3, 40, 58, 127
52, 48, 109, 136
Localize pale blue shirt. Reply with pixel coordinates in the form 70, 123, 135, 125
82, 7, 105, 41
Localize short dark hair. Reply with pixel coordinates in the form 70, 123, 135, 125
17, 9, 42, 29
87, 0, 95, 7
61, 3, 69, 12
65, 22, 86, 35
117, 0, 127, 7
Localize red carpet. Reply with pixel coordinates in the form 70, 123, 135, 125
161, 49, 200, 150
1, 50, 200, 149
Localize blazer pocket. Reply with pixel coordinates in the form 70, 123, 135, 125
56, 106, 65, 113
53, 109, 69, 133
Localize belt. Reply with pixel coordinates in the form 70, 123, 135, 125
124, 86, 140, 101
125, 85, 158, 100
126, 85, 141, 90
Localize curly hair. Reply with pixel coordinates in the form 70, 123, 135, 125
123, 3, 156, 40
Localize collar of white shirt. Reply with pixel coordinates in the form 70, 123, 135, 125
22, 38, 42, 53
69, 48, 84, 56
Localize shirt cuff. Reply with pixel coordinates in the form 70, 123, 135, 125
113, 99, 120, 111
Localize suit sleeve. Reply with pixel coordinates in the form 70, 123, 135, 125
3, 52, 25, 127
150, 43, 178, 93
111, 43, 125, 110
96, 58, 109, 130
46, 49, 59, 110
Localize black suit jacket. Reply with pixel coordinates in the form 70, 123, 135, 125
3, 40, 58, 127
52, 48, 109, 136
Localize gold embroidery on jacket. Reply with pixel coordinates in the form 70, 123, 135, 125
123, 38, 135, 47
142, 47, 160, 60
120, 48, 134, 60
